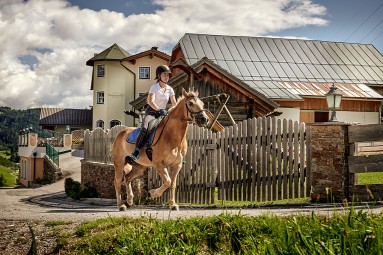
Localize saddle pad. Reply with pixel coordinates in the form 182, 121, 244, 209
127, 128, 155, 146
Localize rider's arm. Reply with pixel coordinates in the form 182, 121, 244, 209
147, 93, 160, 111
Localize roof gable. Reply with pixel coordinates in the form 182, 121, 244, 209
122, 47, 170, 63
176, 33, 383, 100
86, 43, 131, 66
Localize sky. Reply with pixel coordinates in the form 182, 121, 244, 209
1, 0, 382, 110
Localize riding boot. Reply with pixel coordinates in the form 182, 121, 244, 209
130, 127, 147, 160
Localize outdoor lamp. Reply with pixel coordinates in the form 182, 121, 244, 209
325, 84, 343, 122
66, 125, 70, 133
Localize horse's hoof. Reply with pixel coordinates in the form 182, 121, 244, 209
119, 205, 127, 211
171, 205, 179, 211
126, 202, 135, 208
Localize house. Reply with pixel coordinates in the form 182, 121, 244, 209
39, 107, 92, 135
86, 44, 170, 129
18, 107, 91, 187
164, 33, 383, 125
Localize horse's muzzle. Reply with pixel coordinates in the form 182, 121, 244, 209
195, 112, 209, 127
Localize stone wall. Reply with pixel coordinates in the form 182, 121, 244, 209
81, 160, 147, 199
309, 122, 350, 202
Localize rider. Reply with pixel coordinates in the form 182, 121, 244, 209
130, 64, 177, 160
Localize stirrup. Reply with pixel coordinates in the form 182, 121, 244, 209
130, 148, 140, 160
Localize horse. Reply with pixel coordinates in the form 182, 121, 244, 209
112, 88, 209, 211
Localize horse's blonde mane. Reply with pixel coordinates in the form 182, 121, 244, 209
168, 90, 198, 112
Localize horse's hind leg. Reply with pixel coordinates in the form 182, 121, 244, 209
124, 164, 147, 207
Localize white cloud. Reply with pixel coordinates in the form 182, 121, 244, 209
0, 0, 327, 109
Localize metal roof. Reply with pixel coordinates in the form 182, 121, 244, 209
277, 82, 383, 100
39, 108, 92, 126
177, 33, 383, 99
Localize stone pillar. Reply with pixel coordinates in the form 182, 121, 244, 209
309, 122, 350, 202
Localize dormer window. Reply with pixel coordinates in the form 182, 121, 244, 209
97, 65, 105, 77
139, 67, 150, 79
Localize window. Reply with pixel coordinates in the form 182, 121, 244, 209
96, 120, 104, 129
110, 120, 121, 128
97, 65, 105, 77
97, 91, 104, 104
139, 67, 150, 79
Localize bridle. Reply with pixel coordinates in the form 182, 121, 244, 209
184, 95, 205, 122
151, 94, 205, 146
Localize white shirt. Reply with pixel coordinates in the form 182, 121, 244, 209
148, 83, 175, 109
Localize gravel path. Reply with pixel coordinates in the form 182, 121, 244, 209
1, 150, 382, 222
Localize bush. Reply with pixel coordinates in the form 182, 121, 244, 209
0, 174, 6, 187
64, 177, 97, 200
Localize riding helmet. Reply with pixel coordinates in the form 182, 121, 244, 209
155, 65, 171, 80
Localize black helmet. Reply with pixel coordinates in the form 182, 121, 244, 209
155, 65, 171, 80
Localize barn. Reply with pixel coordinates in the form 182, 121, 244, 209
140, 33, 383, 125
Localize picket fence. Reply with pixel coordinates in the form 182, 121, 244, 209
152, 116, 311, 204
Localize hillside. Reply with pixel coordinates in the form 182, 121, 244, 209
0, 106, 51, 162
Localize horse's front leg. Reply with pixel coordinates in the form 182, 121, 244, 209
149, 165, 171, 198
114, 161, 126, 211
168, 161, 183, 211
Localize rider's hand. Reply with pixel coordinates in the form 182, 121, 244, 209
158, 109, 167, 116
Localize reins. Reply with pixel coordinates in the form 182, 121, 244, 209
151, 95, 203, 147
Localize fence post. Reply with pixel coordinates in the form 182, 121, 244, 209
308, 122, 351, 203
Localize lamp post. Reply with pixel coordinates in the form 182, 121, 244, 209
325, 84, 343, 122
66, 125, 70, 134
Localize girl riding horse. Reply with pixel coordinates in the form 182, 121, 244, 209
112, 88, 209, 211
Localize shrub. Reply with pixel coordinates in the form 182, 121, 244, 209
0, 174, 5, 187
64, 177, 97, 200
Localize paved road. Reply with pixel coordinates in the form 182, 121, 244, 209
1, 150, 382, 222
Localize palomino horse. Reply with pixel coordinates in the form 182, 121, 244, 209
112, 88, 209, 211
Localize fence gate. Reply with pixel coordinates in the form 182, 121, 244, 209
149, 116, 311, 205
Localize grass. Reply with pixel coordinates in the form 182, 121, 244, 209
0, 165, 18, 187
358, 172, 383, 185
57, 208, 383, 254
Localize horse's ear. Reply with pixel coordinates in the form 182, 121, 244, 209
195, 90, 199, 97
182, 87, 188, 97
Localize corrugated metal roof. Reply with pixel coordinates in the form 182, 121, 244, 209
177, 33, 383, 99
86, 43, 131, 66
39, 108, 92, 125
277, 82, 383, 99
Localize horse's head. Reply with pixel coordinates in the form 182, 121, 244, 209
182, 88, 209, 127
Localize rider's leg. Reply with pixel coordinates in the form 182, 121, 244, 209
130, 114, 154, 160
129, 127, 147, 160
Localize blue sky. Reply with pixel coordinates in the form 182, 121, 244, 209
0, 0, 382, 109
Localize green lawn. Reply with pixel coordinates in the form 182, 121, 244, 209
357, 172, 383, 185
0, 165, 18, 187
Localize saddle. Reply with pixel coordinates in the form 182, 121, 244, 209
126, 116, 165, 161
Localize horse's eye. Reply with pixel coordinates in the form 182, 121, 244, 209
188, 102, 194, 107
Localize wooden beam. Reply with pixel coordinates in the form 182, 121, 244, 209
348, 124, 383, 143
348, 154, 383, 173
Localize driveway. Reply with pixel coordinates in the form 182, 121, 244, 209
1, 150, 382, 222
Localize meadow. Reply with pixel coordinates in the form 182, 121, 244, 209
56, 208, 383, 254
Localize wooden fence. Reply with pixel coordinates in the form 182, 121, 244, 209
150, 117, 311, 204
83, 117, 311, 204
347, 124, 383, 200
